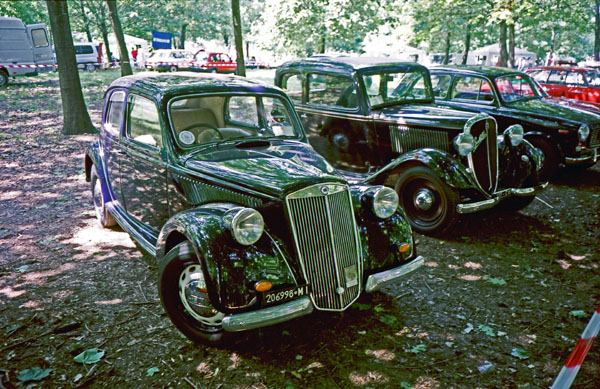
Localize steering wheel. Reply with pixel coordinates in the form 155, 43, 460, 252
180, 123, 223, 144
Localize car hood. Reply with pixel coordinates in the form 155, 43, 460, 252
375, 103, 477, 130
545, 97, 600, 116
184, 140, 344, 199
503, 98, 600, 128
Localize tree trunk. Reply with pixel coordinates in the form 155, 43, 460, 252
106, 0, 132, 76
180, 23, 188, 50
595, 0, 600, 61
499, 21, 508, 67
319, 36, 326, 54
508, 23, 515, 68
443, 32, 450, 65
78, 0, 93, 42
45, 0, 95, 135
462, 24, 471, 65
231, 0, 246, 77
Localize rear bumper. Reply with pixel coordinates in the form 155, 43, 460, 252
457, 182, 548, 214
221, 255, 424, 332
565, 148, 598, 165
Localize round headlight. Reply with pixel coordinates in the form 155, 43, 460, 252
504, 124, 524, 146
229, 208, 264, 245
578, 124, 590, 142
454, 132, 474, 156
373, 187, 399, 219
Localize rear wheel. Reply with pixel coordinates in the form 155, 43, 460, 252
85, 63, 96, 71
169, 65, 178, 72
527, 137, 558, 180
387, 166, 458, 235
90, 165, 116, 227
0, 70, 8, 87
159, 241, 230, 345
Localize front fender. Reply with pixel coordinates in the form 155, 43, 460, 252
497, 136, 539, 189
364, 148, 474, 190
157, 203, 297, 314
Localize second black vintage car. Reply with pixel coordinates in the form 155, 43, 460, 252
85, 72, 423, 345
275, 56, 546, 234
429, 65, 600, 179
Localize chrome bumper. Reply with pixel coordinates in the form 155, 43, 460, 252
457, 182, 549, 214
365, 255, 424, 293
565, 148, 598, 165
221, 296, 313, 332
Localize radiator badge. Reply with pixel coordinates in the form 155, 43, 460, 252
320, 185, 330, 195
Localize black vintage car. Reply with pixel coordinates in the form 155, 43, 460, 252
275, 56, 546, 234
429, 65, 600, 179
84, 72, 423, 345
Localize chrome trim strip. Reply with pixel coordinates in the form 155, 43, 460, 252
465, 115, 499, 196
365, 256, 424, 293
221, 296, 313, 332
456, 183, 548, 214
565, 149, 598, 164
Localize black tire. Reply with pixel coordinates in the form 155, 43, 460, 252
85, 63, 96, 71
527, 137, 558, 180
90, 165, 116, 227
0, 70, 8, 88
159, 241, 231, 346
210, 68, 218, 73
169, 65, 178, 72
387, 166, 458, 235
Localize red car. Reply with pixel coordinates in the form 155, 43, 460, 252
191, 51, 237, 73
526, 66, 600, 106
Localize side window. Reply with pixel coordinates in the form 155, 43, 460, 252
565, 72, 585, 86
530, 70, 550, 83
228, 96, 259, 126
547, 70, 567, 85
430, 74, 451, 98
451, 76, 494, 103
128, 95, 162, 148
281, 73, 303, 103
104, 90, 126, 136
31, 28, 49, 48
308, 73, 357, 109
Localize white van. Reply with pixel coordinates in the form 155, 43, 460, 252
0, 16, 55, 87
74, 42, 99, 70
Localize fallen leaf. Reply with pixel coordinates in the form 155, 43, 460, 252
17, 367, 52, 382
511, 348, 529, 360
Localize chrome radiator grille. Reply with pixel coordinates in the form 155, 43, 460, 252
590, 127, 600, 148
285, 183, 361, 311
389, 125, 450, 153
466, 117, 498, 194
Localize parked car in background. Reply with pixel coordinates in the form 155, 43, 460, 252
85, 72, 424, 345
275, 56, 545, 234
145, 49, 194, 72
0, 16, 55, 87
191, 51, 236, 73
526, 66, 600, 106
74, 42, 100, 71
429, 66, 600, 179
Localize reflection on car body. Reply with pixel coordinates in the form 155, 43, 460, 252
85, 72, 423, 345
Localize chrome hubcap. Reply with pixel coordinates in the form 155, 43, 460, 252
414, 188, 435, 211
93, 179, 104, 217
178, 265, 224, 328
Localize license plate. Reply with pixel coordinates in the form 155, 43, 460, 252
262, 285, 309, 306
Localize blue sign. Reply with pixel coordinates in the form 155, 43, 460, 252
152, 30, 172, 49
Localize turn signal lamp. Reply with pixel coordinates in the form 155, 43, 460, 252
398, 243, 411, 253
254, 281, 272, 292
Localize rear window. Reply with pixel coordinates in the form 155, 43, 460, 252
31, 28, 49, 48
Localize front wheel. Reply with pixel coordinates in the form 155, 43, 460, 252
0, 70, 9, 87
169, 65, 178, 72
387, 166, 458, 235
159, 242, 230, 345
90, 165, 116, 227
527, 137, 558, 180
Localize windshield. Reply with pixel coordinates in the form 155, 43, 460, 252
361, 69, 433, 107
494, 74, 541, 102
169, 93, 301, 151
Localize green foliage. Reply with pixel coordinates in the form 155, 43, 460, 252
73, 348, 105, 364
409, 344, 427, 354
146, 367, 159, 376
478, 325, 496, 337
17, 367, 52, 382
379, 314, 398, 325
0, 1, 49, 25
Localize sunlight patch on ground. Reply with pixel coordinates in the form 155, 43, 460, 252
53, 290, 74, 299
425, 261, 438, 267
349, 371, 389, 385
19, 300, 41, 309
0, 190, 22, 201
464, 261, 482, 269
0, 286, 27, 299
365, 349, 395, 361
22, 262, 76, 284
95, 298, 123, 305
228, 353, 241, 370
458, 274, 482, 281
447, 264, 460, 270
413, 376, 441, 388
68, 219, 134, 259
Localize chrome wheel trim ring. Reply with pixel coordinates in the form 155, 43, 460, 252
178, 264, 224, 328
92, 178, 104, 220
414, 188, 435, 211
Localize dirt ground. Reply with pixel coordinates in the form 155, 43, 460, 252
0, 71, 599, 388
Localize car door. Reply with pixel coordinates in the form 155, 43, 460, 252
545, 69, 569, 98
119, 93, 169, 237
564, 71, 588, 102
101, 89, 127, 207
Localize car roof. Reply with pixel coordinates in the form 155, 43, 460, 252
430, 65, 524, 77
527, 66, 594, 72
108, 72, 285, 100
278, 55, 428, 73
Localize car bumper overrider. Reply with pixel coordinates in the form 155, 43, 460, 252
221, 255, 424, 332
565, 148, 598, 165
456, 182, 548, 214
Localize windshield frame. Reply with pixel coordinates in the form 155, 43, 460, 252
494, 73, 542, 104
166, 92, 304, 155
359, 68, 434, 109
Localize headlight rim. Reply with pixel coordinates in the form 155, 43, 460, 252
578, 124, 590, 142
228, 207, 264, 246
372, 186, 399, 219
504, 124, 524, 147
454, 132, 475, 156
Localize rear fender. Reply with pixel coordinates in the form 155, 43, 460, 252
157, 203, 297, 314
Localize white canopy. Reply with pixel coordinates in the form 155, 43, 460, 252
470, 43, 536, 65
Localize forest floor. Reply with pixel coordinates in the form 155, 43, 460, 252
0, 69, 599, 388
